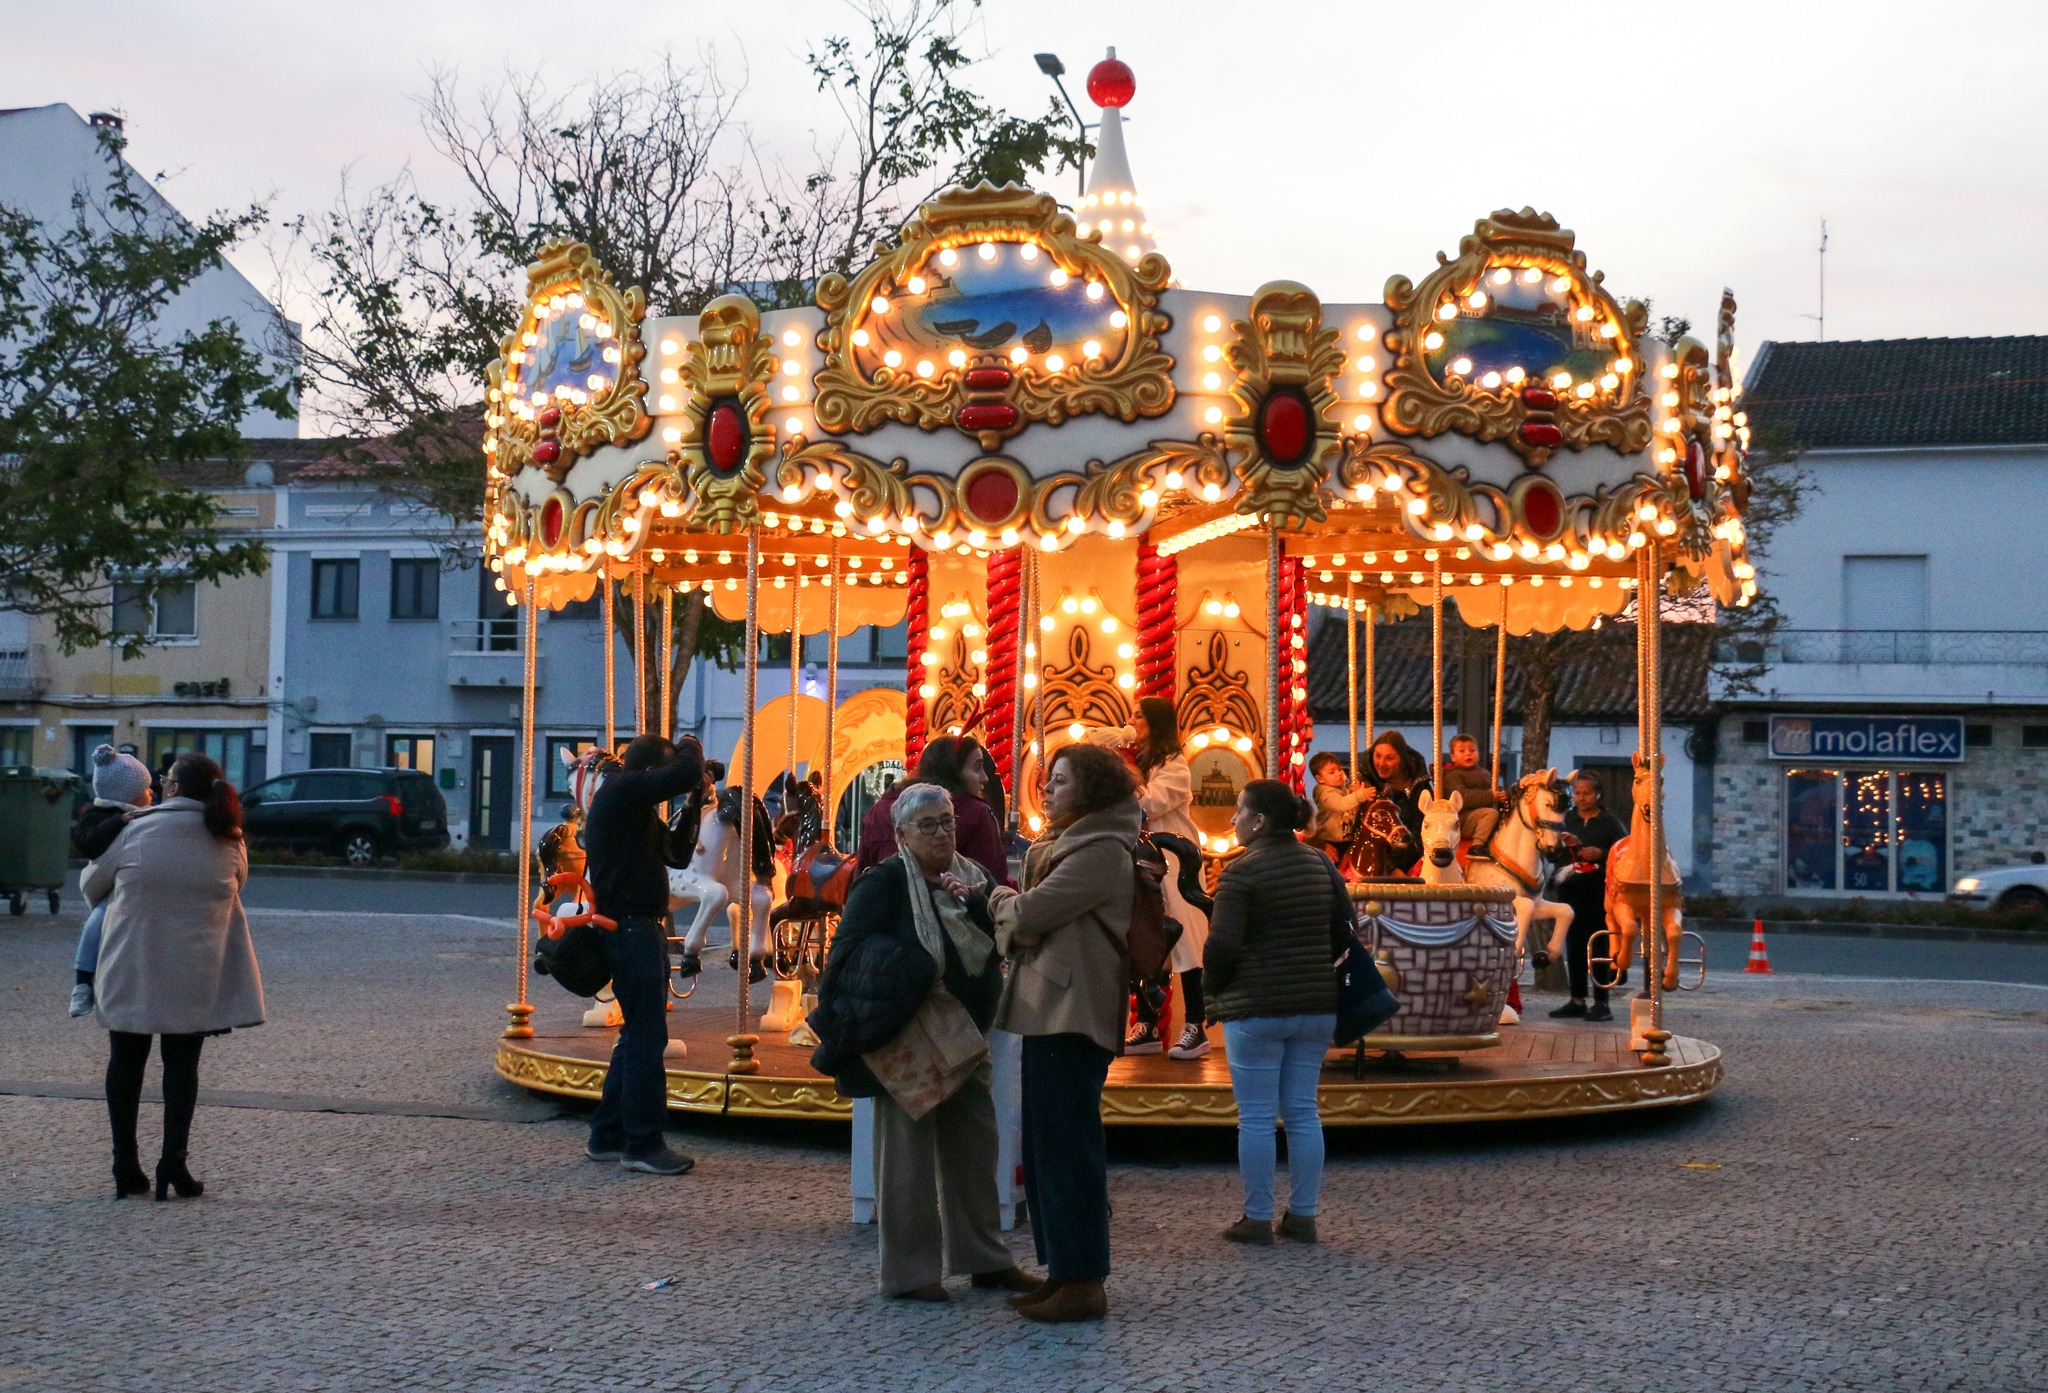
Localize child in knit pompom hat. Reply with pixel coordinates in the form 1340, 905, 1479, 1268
68, 745, 153, 1017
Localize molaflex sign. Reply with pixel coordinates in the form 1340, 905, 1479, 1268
1768, 715, 1965, 762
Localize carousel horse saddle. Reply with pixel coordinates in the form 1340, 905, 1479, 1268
788, 842, 858, 904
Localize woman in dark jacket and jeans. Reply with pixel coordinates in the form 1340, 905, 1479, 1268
1203, 779, 1342, 1244
810, 782, 1033, 1302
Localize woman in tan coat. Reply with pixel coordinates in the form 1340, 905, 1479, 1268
83, 753, 263, 1200
976, 742, 1137, 1325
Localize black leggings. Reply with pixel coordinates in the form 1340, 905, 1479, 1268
1135, 968, 1206, 1029
106, 1031, 205, 1161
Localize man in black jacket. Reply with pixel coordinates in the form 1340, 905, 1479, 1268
1549, 772, 1627, 1024
582, 732, 703, 1175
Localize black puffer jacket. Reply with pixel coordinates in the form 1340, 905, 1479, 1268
1203, 832, 1344, 1021
72, 803, 130, 861
808, 859, 1002, 1098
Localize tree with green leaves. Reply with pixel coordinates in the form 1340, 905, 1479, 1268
293, 0, 1086, 726
0, 126, 294, 656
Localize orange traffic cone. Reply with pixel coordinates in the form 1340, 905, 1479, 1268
1744, 918, 1773, 974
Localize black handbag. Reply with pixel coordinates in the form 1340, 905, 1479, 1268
1321, 856, 1400, 1045
533, 921, 613, 998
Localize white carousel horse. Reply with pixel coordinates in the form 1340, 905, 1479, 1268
1466, 770, 1575, 966
1415, 789, 1520, 1023
1606, 750, 1684, 991
673, 786, 774, 968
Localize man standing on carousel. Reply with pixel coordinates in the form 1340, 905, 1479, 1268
1546, 771, 1625, 1024
581, 731, 705, 1174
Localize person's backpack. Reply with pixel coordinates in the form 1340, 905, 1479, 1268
533, 921, 612, 998
1098, 837, 1182, 1017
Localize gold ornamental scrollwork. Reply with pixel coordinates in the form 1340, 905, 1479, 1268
1380, 209, 1652, 466
1071, 435, 1235, 528
776, 439, 920, 526
676, 294, 780, 533
486, 241, 650, 484
811, 183, 1176, 450
1224, 281, 1347, 529
1175, 631, 1264, 771
1039, 626, 1134, 734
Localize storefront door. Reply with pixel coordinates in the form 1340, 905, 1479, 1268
469, 736, 516, 851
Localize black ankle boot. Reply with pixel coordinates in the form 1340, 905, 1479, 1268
155, 1154, 204, 1201
113, 1150, 149, 1199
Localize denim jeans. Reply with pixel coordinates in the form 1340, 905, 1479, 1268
75, 903, 106, 974
1222, 1013, 1337, 1222
587, 917, 671, 1158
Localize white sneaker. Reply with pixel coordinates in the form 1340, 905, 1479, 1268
68, 983, 93, 1018
1123, 1024, 1162, 1055
1167, 1023, 1211, 1059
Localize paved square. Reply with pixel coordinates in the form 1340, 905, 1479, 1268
3, 901, 2044, 1391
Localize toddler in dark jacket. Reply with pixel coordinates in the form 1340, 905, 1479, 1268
68, 745, 153, 1017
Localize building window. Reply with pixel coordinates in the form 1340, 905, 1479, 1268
386, 734, 435, 772
764, 622, 912, 668
1741, 719, 1768, 745
390, 559, 440, 620
2024, 726, 2048, 749
312, 560, 361, 620
1783, 768, 1948, 895
546, 736, 598, 797
556, 593, 603, 622
1965, 723, 1994, 749
873, 619, 908, 664
149, 728, 253, 790
1841, 555, 1928, 662
0, 727, 31, 765
111, 578, 198, 640
308, 732, 353, 768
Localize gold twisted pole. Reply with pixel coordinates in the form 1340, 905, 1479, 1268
822, 540, 842, 835
1431, 562, 1444, 787
504, 571, 539, 1040
1492, 618, 1508, 790
788, 585, 803, 790
632, 563, 648, 736
659, 588, 674, 742
1364, 603, 1376, 748
1642, 539, 1671, 1064
1345, 578, 1359, 782
729, 525, 762, 1076
602, 571, 616, 751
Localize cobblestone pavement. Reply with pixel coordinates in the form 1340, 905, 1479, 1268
3, 904, 2045, 1392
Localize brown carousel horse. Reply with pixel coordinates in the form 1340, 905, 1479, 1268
769, 774, 857, 977
1339, 796, 1421, 881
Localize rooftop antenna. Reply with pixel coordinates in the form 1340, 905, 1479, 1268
1798, 218, 1828, 341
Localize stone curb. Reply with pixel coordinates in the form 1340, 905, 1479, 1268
1691, 917, 2048, 946
246, 864, 518, 885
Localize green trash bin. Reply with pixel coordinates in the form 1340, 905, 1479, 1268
0, 765, 82, 915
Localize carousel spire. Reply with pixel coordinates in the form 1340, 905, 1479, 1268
1079, 48, 1156, 265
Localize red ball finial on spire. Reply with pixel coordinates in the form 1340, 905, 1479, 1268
1087, 48, 1135, 109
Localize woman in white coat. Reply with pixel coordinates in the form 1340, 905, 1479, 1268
83, 753, 264, 1200
1088, 696, 1213, 1059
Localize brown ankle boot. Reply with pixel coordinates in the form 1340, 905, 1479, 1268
1004, 1277, 1062, 1309
1277, 1212, 1318, 1243
1018, 1278, 1106, 1323
1222, 1216, 1274, 1245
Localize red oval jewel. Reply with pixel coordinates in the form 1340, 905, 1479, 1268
1258, 392, 1309, 462
1519, 387, 1558, 411
964, 367, 1013, 391
539, 497, 565, 548
1684, 439, 1706, 499
1519, 422, 1563, 449
957, 403, 1019, 433
963, 468, 1020, 525
532, 439, 561, 465
1520, 481, 1563, 537
707, 403, 746, 471
537, 406, 562, 428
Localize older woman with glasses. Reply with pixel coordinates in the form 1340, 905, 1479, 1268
808, 782, 1034, 1303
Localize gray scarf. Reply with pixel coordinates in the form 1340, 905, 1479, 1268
898, 850, 994, 976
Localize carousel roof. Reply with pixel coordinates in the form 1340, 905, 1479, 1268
1744, 335, 2048, 450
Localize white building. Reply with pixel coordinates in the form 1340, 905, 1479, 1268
1706, 335, 2048, 898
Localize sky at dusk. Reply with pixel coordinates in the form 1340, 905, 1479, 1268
4, 0, 2044, 429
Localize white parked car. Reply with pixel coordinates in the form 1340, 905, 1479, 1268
1949, 859, 2048, 913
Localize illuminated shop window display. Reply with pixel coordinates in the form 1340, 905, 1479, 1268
1784, 768, 1948, 895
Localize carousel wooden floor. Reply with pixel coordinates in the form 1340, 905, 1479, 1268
495, 997, 1723, 1128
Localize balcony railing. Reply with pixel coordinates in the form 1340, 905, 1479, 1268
1717, 629, 2048, 666
0, 646, 44, 699
448, 618, 521, 654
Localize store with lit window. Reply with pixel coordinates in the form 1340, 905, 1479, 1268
1771, 714, 1957, 897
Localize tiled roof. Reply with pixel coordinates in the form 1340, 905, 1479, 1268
1304, 609, 1713, 726
1743, 336, 2048, 449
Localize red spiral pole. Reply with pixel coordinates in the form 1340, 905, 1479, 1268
1279, 556, 1313, 793
1136, 541, 1177, 701
904, 548, 931, 770
983, 547, 1023, 789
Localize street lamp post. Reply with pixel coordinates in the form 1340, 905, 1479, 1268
1033, 52, 1093, 196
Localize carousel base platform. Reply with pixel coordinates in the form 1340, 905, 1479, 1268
495, 999, 1722, 1128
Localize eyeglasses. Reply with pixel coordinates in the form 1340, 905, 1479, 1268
906, 817, 957, 834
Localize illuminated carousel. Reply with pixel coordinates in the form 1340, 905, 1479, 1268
491, 52, 1736, 1128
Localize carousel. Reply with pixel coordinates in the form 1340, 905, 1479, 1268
491, 52, 1740, 1129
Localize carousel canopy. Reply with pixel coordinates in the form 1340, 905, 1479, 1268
479, 52, 1755, 638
